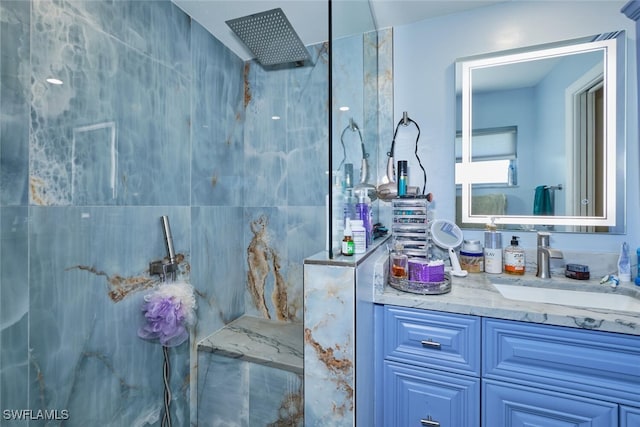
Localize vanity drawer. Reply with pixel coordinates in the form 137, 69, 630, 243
483, 318, 640, 407
383, 306, 480, 376
384, 360, 480, 427
483, 379, 617, 427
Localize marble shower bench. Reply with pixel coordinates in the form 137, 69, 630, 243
196, 315, 304, 426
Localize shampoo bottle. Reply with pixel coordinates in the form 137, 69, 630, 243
504, 235, 525, 275
356, 190, 373, 247
397, 160, 408, 196
484, 221, 503, 274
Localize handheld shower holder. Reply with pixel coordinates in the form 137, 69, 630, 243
149, 260, 177, 282
150, 215, 178, 283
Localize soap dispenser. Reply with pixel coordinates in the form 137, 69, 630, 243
504, 235, 525, 275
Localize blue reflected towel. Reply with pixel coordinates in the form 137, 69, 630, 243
533, 185, 553, 215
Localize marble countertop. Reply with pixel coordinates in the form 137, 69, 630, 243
373, 263, 640, 336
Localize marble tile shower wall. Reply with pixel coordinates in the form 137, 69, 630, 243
242, 43, 328, 323
0, 0, 327, 425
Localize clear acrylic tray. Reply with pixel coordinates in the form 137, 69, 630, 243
388, 273, 451, 295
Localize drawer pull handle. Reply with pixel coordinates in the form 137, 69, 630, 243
420, 417, 440, 426
421, 339, 441, 349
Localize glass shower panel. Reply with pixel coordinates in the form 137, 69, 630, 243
330, 0, 379, 258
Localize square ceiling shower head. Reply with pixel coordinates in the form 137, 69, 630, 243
226, 8, 311, 66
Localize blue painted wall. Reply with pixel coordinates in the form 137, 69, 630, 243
394, 1, 637, 251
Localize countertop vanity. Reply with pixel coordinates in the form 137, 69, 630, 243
372, 270, 640, 426
375, 271, 640, 335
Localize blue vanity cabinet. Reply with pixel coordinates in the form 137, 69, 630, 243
381, 305, 481, 427
621, 405, 640, 426
377, 305, 640, 427
483, 318, 640, 427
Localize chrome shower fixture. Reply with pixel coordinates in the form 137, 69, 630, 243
161, 215, 176, 266
344, 119, 377, 201
226, 8, 311, 66
150, 215, 178, 282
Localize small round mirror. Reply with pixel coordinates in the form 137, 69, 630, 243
430, 219, 468, 277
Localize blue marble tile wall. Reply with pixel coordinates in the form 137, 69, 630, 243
242, 45, 328, 322
0, 0, 327, 425
1, 1, 31, 420
197, 352, 303, 426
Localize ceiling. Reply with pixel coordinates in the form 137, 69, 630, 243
171, 0, 509, 61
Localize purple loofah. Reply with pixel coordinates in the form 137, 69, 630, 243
138, 282, 196, 347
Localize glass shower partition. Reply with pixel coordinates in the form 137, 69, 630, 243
329, 0, 380, 258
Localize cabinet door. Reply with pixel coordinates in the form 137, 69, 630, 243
384, 361, 480, 427
483, 379, 617, 427
621, 405, 640, 426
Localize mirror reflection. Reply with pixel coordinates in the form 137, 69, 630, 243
455, 32, 625, 233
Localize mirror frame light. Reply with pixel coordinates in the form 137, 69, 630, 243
457, 33, 625, 230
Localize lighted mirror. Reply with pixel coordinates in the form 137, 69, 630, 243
455, 32, 626, 233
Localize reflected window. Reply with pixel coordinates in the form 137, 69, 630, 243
455, 126, 517, 186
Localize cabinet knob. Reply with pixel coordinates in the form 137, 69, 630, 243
420, 417, 440, 426
421, 339, 441, 349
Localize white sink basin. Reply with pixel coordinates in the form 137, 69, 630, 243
492, 283, 640, 312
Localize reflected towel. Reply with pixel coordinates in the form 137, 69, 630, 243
533, 185, 553, 215
472, 194, 506, 216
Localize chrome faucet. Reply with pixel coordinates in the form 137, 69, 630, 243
536, 232, 563, 279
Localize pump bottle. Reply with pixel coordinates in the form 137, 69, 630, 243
356, 190, 372, 247
484, 220, 503, 274
504, 235, 525, 275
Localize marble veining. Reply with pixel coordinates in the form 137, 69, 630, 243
247, 214, 289, 321
304, 328, 354, 414
67, 263, 156, 302
303, 263, 355, 425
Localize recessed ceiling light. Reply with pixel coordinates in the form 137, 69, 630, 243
271, 115, 281, 120
46, 78, 63, 85
339, 106, 350, 111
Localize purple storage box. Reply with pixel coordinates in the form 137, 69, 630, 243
408, 259, 445, 283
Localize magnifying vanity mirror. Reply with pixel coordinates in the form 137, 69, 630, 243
455, 31, 626, 233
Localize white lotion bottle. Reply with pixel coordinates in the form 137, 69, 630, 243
351, 220, 366, 254
484, 222, 503, 274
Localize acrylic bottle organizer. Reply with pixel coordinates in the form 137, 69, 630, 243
389, 197, 451, 295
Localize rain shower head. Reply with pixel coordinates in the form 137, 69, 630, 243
226, 8, 311, 66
